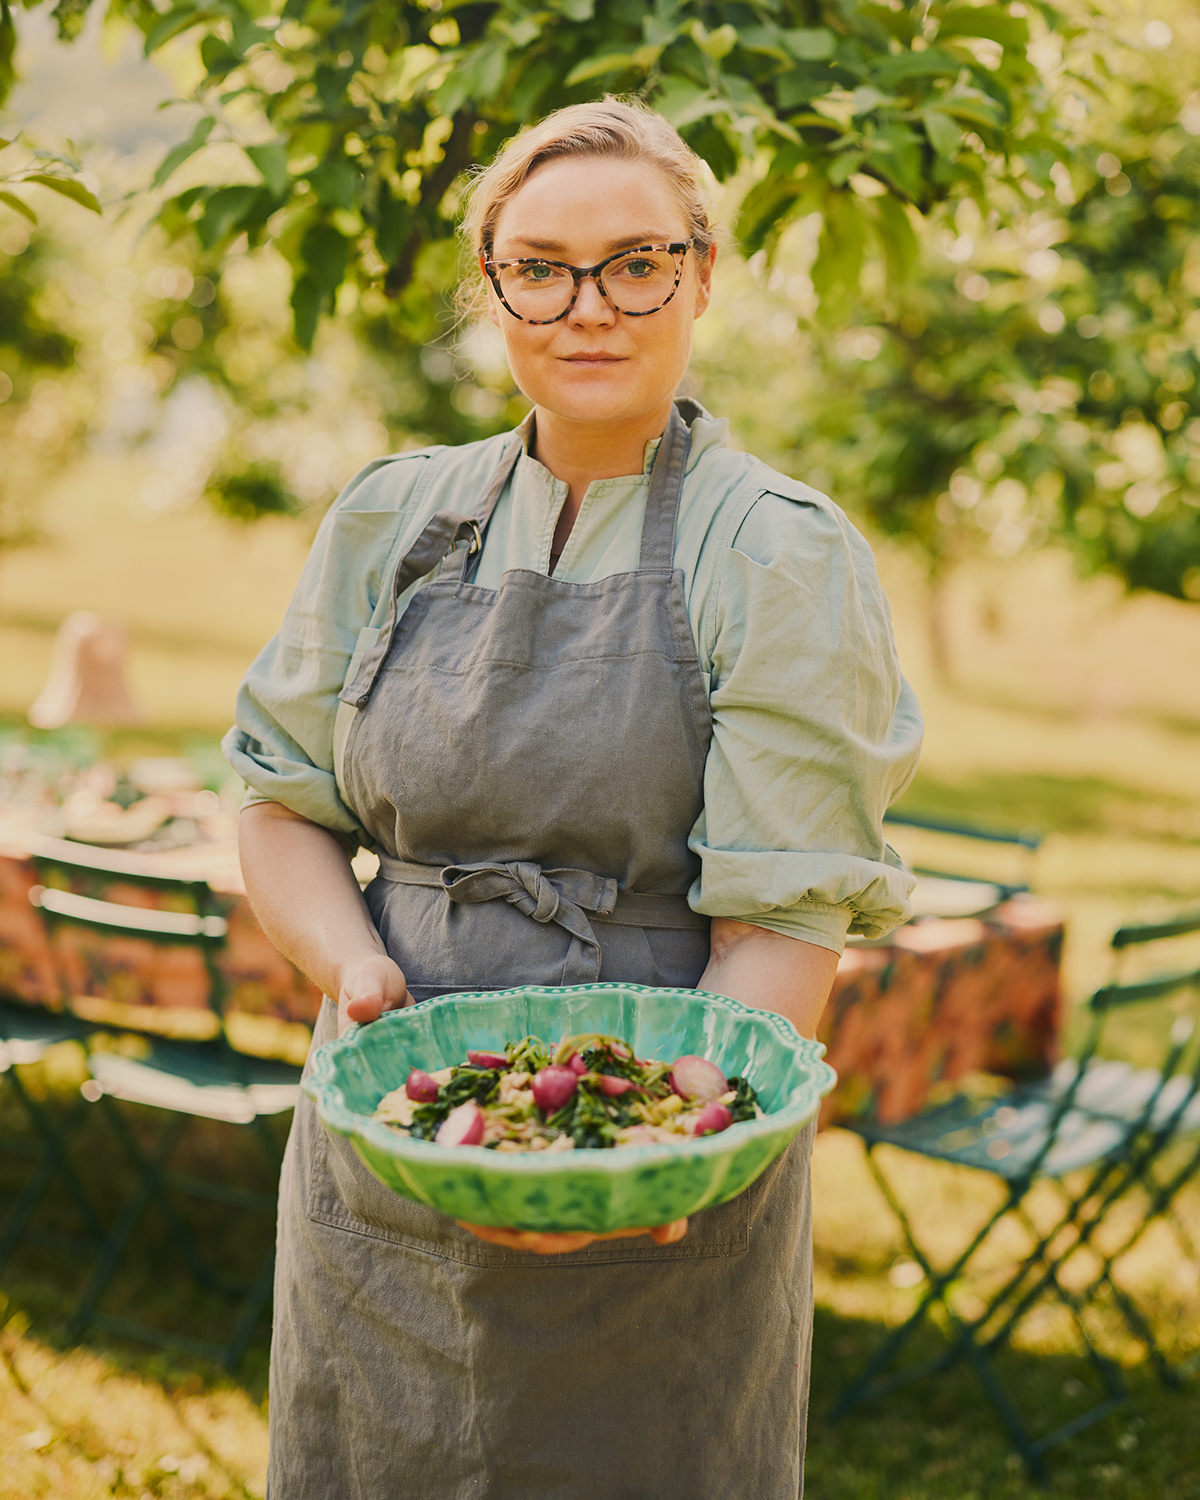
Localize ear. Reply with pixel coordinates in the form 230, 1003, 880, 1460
693, 241, 717, 319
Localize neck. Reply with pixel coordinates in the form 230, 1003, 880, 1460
531, 398, 675, 513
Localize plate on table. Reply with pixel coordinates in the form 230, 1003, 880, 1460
304, 982, 835, 1233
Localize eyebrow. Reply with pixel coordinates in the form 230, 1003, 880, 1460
499, 234, 678, 256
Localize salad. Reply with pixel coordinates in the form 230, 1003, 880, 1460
373, 1032, 763, 1151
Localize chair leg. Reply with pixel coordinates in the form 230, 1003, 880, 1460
0, 1072, 105, 1272
68, 1112, 188, 1343
92, 1094, 220, 1291
829, 1145, 1018, 1421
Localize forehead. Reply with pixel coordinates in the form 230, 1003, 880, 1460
491, 155, 687, 255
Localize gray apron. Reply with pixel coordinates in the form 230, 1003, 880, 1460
270, 403, 816, 1499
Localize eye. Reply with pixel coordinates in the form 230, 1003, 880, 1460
621, 258, 657, 279
516, 262, 559, 284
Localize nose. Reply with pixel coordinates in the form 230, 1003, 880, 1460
567, 273, 615, 328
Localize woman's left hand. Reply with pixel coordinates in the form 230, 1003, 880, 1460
457, 1219, 688, 1255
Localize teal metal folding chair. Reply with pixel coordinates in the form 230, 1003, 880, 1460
0, 998, 104, 1272
1018, 911, 1200, 1387
30, 841, 302, 1369
830, 908, 1200, 1481
883, 810, 1041, 904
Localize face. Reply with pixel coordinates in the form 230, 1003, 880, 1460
483, 156, 715, 428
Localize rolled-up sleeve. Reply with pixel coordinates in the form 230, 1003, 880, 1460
688, 482, 923, 953
221, 454, 433, 841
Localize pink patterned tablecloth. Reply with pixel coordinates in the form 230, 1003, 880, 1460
818, 897, 1063, 1126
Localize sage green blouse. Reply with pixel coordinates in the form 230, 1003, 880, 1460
223, 404, 923, 954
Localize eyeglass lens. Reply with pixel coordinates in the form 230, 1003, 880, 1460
497, 248, 683, 320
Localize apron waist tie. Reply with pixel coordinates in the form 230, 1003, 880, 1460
375, 854, 707, 983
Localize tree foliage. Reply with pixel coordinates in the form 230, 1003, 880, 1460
777, 29, 1200, 604
3, 0, 1085, 346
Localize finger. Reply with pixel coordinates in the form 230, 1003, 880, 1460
343, 992, 386, 1024
649, 1218, 689, 1245
457, 1222, 596, 1255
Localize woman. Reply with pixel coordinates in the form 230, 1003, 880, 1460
225, 99, 922, 1499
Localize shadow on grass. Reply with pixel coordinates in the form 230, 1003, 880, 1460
806, 1303, 1198, 1500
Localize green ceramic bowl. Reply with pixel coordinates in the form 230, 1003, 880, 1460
304, 983, 836, 1233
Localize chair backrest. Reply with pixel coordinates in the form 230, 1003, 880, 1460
1069, 910, 1200, 1140
29, 837, 230, 1034
882, 810, 1042, 897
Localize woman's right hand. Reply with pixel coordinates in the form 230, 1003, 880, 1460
338, 953, 409, 1033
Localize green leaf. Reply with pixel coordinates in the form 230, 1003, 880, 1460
923, 110, 961, 158
308, 157, 358, 211
812, 192, 865, 312
23, 173, 101, 213
375, 181, 412, 266
564, 52, 640, 86
691, 22, 737, 61
152, 116, 215, 191
144, 6, 216, 57
0, 188, 36, 223
732, 25, 789, 61
937, 5, 1029, 49
874, 192, 919, 288
196, 183, 261, 247
874, 49, 962, 88
777, 65, 834, 113
654, 76, 730, 129
290, 271, 322, 351
200, 34, 240, 79
868, 123, 924, 202
300, 221, 348, 296
735, 174, 805, 257
782, 28, 835, 61
827, 150, 864, 187
246, 143, 289, 197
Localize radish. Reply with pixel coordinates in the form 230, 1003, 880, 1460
670, 1055, 727, 1103
531, 1066, 578, 1114
405, 1068, 440, 1103
467, 1050, 507, 1070
566, 1053, 589, 1076
693, 1101, 733, 1137
435, 1101, 485, 1146
598, 1074, 636, 1097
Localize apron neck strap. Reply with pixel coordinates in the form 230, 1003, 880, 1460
637, 402, 692, 571
338, 435, 523, 710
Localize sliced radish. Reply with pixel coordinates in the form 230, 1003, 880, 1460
531, 1066, 578, 1114
435, 1101, 485, 1146
693, 1101, 733, 1137
670, 1055, 728, 1103
405, 1068, 440, 1103
466, 1050, 507, 1070
597, 1074, 636, 1097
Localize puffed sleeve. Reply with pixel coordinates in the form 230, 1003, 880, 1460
688, 477, 923, 953
221, 453, 435, 842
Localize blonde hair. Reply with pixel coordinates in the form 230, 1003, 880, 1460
458, 98, 717, 316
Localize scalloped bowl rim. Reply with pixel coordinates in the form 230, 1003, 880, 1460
305, 982, 837, 1175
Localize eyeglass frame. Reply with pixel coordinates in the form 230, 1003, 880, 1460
482, 240, 694, 324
